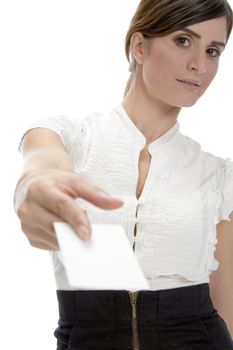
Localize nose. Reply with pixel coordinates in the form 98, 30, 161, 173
187, 53, 207, 74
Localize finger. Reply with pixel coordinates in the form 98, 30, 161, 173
42, 190, 92, 238
18, 200, 61, 232
58, 174, 125, 209
26, 174, 124, 211
19, 199, 91, 240
21, 222, 59, 250
32, 242, 58, 250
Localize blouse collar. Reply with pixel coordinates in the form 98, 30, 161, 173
113, 103, 180, 154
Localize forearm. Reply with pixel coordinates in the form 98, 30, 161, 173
15, 125, 123, 249
20, 128, 76, 174
210, 215, 233, 338
15, 128, 76, 212
209, 272, 233, 338
22, 148, 75, 173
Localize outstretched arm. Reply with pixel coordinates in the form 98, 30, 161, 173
14, 127, 124, 250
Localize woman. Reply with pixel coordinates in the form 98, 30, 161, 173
14, 0, 233, 349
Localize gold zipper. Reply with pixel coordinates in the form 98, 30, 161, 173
129, 291, 140, 350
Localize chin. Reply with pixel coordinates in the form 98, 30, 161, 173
173, 97, 201, 108
180, 101, 199, 108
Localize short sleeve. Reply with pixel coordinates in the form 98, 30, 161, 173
18, 115, 90, 164
218, 157, 233, 222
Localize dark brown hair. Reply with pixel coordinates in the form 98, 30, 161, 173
124, 0, 233, 96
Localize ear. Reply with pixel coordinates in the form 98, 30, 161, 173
130, 32, 146, 65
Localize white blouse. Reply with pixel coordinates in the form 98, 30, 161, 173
20, 104, 233, 291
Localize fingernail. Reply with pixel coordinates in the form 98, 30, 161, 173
76, 225, 90, 240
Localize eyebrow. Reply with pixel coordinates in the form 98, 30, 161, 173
182, 27, 226, 47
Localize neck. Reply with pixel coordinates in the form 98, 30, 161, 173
122, 78, 181, 144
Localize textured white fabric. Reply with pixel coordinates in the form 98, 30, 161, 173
19, 104, 233, 291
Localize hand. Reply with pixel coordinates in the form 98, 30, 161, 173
14, 169, 124, 250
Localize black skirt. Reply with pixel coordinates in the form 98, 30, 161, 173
54, 283, 233, 350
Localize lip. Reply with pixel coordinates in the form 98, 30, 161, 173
176, 79, 201, 90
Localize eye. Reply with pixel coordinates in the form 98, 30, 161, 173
175, 37, 191, 47
206, 47, 220, 58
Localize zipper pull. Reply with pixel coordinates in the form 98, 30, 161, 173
129, 291, 138, 319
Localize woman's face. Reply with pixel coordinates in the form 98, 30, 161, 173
136, 16, 227, 107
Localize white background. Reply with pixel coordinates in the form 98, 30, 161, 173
0, 1, 232, 348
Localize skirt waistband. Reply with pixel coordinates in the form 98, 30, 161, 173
56, 283, 215, 326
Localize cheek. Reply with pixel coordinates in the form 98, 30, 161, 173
204, 63, 219, 87
145, 51, 176, 82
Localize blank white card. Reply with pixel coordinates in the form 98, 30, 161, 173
54, 223, 150, 290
